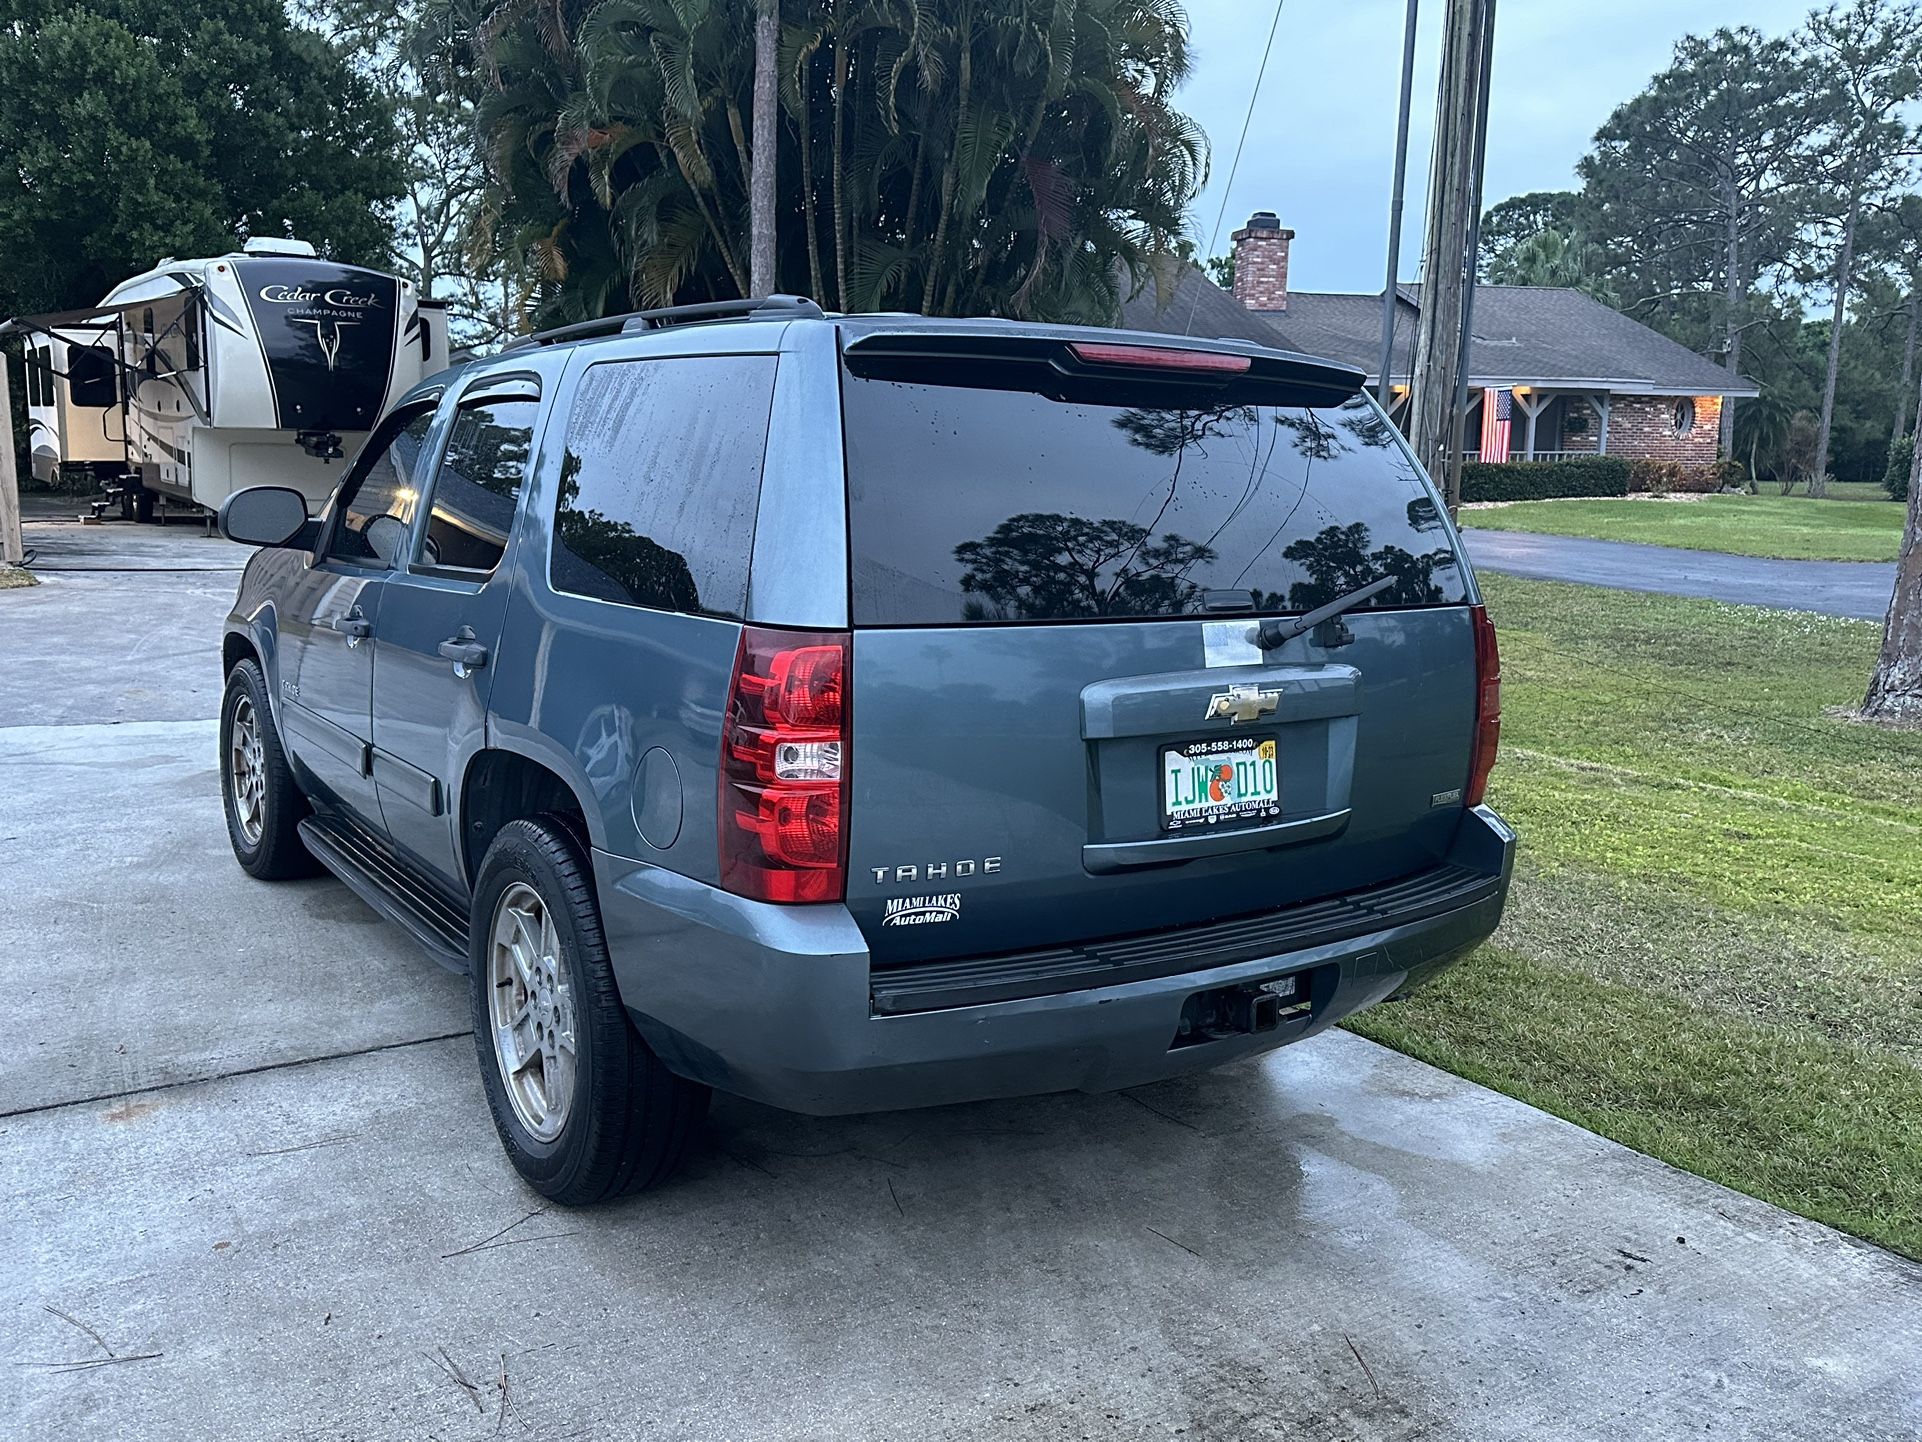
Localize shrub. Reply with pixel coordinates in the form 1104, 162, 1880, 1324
1707, 459, 1749, 492
1627, 459, 1686, 494
1883, 434, 1913, 502
1460, 456, 1631, 503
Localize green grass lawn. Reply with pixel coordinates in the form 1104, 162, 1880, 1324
1349, 574, 1922, 1258
1465, 492, 1906, 562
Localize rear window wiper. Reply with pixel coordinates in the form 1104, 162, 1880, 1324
1248, 574, 1398, 651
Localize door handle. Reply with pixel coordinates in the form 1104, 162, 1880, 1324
438, 636, 490, 674
329, 613, 372, 643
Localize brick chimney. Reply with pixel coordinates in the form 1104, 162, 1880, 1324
1231, 211, 1294, 311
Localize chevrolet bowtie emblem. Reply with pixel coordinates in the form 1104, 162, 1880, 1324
1206, 683, 1281, 724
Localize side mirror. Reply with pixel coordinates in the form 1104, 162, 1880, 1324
218, 486, 311, 548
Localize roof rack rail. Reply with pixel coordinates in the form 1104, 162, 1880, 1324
502, 294, 824, 352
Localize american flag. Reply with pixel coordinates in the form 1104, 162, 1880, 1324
1479, 387, 1513, 463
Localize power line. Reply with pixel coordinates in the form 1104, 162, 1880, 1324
1187, 0, 1286, 334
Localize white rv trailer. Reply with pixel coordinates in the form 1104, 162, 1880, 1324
5, 237, 448, 517
21, 326, 124, 485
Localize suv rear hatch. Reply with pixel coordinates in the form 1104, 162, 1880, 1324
838, 329, 1484, 969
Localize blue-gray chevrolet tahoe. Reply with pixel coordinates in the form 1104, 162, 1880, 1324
215, 296, 1512, 1204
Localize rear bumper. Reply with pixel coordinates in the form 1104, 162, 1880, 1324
594, 807, 1514, 1116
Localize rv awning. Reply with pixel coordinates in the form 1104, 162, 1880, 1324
0, 293, 189, 338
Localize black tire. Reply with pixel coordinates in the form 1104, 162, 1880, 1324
132, 487, 155, 524
469, 816, 709, 1204
219, 659, 321, 879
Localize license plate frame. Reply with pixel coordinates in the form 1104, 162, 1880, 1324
1159, 734, 1282, 833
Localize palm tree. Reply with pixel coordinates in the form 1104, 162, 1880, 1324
1733, 387, 1794, 490
474, 0, 1206, 326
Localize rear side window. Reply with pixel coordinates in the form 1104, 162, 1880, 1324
842, 372, 1465, 626
549, 355, 778, 619
420, 396, 536, 574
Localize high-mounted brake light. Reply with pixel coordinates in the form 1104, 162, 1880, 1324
720, 628, 850, 903
1465, 605, 1501, 808
1066, 342, 1252, 375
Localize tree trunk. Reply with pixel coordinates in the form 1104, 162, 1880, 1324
796, 47, 826, 305
1719, 173, 1742, 459
1812, 183, 1863, 498
830, 35, 849, 312
920, 36, 970, 317
1863, 421, 1922, 722
1896, 293, 1919, 447
750, 0, 779, 298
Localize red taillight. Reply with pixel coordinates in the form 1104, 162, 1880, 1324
720, 627, 849, 903
1466, 605, 1501, 808
1066, 342, 1252, 374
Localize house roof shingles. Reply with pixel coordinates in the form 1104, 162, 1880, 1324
1120, 269, 1757, 398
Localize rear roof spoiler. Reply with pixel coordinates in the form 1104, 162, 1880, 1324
841, 325, 1367, 400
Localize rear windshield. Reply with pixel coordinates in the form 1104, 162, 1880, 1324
842, 366, 1466, 626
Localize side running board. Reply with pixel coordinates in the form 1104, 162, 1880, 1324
299, 814, 471, 972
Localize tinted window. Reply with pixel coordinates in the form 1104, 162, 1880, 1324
68, 347, 117, 409
550, 356, 776, 618
27, 347, 47, 406
842, 371, 1465, 625
420, 397, 536, 574
326, 408, 439, 569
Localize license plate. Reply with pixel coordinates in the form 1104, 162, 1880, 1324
1161, 737, 1281, 832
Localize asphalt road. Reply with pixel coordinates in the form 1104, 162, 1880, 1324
1462, 528, 1899, 620
4, 517, 1920, 1441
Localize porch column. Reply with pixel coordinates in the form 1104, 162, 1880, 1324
1594, 394, 1611, 454
1514, 388, 1549, 461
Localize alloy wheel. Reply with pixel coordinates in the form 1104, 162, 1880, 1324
227, 696, 267, 847
487, 882, 578, 1143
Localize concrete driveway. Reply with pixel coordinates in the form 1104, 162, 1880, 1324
1462, 528, 1898, 620
5, 518, 1921, 1441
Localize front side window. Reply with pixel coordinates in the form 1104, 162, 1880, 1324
326, 408, 439, 569
549, 355, 778, 618
418, 396, 537, 574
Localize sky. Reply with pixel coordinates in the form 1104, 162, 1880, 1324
1176, 0, 1815, 294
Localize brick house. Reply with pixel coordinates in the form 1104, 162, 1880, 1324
1122, 212, 1756, 465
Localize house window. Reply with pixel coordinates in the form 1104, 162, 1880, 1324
1671, 398, 1696, 435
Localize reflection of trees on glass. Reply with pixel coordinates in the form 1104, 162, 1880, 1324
552, 451, 702, 612
424, 400, 534, 571
1338, 406, 1399, 451
1267, 522, 1458, 610
1274, 411, 1345, 462
954, 513, 1216, 620
442, 417, 531, 499
1110, 405, 1255, 456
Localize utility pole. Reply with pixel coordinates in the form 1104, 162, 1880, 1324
749, 0, 779, 297
1375, 0, 1420, 409
1407, 0, 1497, 511
1445, 0, 1497, 507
